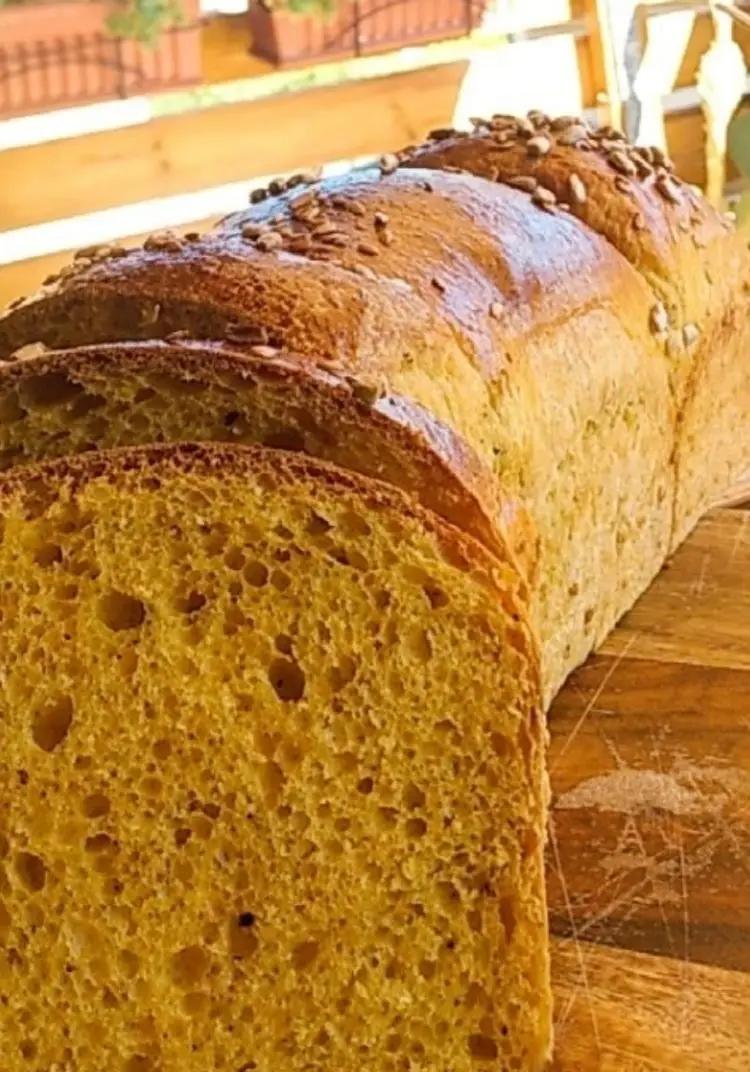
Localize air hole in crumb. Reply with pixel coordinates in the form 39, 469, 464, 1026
85, 834, 117, 854
357, 777, 373, 795
376, 807, 399, 829
268, 657, 305, 702
491, 732, 511, 757
468, 1034, 498, 1060
270, 569, 291, 591
339, 510, 371, 537
124, 1056, 155, 1072
171, 945, 209, 987
229, 917, 259, 959
403, 783, 426, 809
33, 542, 62, 567
522, 826, 539, 859
0, 391, 25, 423
71, 392, 106, 417
405, 818, 427, 839
264, 429, 306, 452
176, 591, 207, 614
407, 628, 432, 662
437, 881, 460, 907
329, 655, 356, 692
19, 1040, 37, 1060
237, 911, 255, 928
424, 585, 449, 609
467, 909, 482, 933
306, 512, 332, 535
275, 634, 293, 654
259, 761, 285, 806
119, 950, 140, 977
82, 793, 110, 819
499, 896, 516, 945
19, 372, 83, 408
153, 739, 171, 761
224, 548, 245, 570
175, 827, 192, 847
291, 940, 319, 970
98, 590, 146, 631
15, 851, 46, 892
32, 695, 73, 751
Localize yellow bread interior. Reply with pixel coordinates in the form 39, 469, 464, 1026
0, 444, 549, 1072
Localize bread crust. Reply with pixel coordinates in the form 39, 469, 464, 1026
0, 339, 533, 577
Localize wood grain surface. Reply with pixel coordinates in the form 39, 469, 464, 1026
549, 506, 750, 1068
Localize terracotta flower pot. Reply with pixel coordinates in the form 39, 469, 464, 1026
248, 0, 485, 68
0, 0, 202, 118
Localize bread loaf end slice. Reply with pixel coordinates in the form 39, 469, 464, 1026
0, 443, 549, 1072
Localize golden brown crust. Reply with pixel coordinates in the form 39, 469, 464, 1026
400, 117, 738, 320
0, 339, 533, 576
0, 163, 655, 372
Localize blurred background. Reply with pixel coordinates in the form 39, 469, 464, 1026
0, 0, 749, 306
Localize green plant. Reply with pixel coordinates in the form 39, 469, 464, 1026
0, 0, 184, 44
727, 111, 750, 228
107, 0, 184, 44
262, 0, 339, 13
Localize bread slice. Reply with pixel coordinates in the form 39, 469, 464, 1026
0, 339, 531, 572
0, 443, 550, 1071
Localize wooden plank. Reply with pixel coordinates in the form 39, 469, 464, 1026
0, 60, 467, 231
552, 938, 750, 1070
549, 652, 750, 971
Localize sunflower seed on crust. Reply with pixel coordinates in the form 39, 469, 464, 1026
656, 174, 681, 204
532, 186, 557, 209
255, 231, 284, 252
507, 176, 538, 193
682, 323, 700, 349
489, 302, 503, 320
250, 345, 281, 359
568, 173, 587, 205
557, 124, 588, 146
379, 153, 399, 175
527, 135, 551, 157
649, 302, 669, 335
608, 150, 638, 177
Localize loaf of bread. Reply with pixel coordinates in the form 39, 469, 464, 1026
5, 112, 743, 696
0, 109, 747, 1070
0, 442, 549, 1071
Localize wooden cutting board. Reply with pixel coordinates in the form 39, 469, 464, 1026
549, 506, 750, 1070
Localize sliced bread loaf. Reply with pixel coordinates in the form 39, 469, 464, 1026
0, 443, 549, 1072
0, 154, 679, 699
